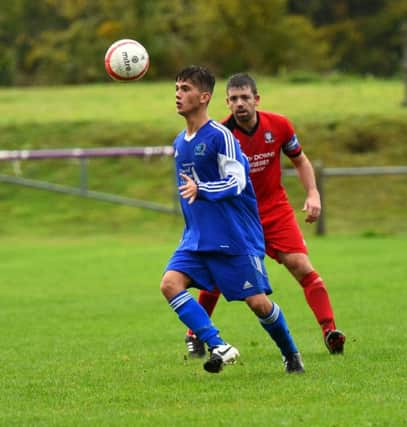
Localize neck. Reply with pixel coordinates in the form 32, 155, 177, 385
185, 111, 210, 136
236, 112, 257, 132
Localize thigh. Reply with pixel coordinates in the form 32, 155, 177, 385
262, 209, 308, 262
164, 250, 216, 292
207, 254, 272, 301
277, 252, 314, 280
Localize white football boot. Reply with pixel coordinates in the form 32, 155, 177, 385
203, 344, 240, 373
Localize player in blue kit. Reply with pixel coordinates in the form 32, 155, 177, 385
160, 65, 304, 374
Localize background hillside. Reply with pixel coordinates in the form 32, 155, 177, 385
1, 76, 406, 237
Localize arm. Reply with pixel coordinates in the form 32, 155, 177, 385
197, 153, 247, 201
179, 155, 246, 204
290, 152, 321, 223
179, 126, 247, 204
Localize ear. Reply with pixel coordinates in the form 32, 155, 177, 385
200, 91, 211, 105
254, 95, 260, 106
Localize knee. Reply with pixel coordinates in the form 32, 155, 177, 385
282, 253, 313, 280
246, 295, 273, 318
160, 275, 172, 296
160, 271, 188, 300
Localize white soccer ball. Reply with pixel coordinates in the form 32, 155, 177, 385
104, 39, 150, 81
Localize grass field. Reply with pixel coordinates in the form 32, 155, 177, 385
0, 77, 406, 425
1, 234, 406, 427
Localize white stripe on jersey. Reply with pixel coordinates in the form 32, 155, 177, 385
218, 153, 246, 194
210, 121, 236, 159
199, 176, 238, 193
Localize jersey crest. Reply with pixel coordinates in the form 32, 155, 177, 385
264, 131, 274, 143
194, 142, 207, 156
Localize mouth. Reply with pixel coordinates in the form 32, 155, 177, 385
236, 109, 248, 118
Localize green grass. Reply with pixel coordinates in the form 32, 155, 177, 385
0, 235, 406, 426
0, 77, 405, 130
1, 76, 406, 425
0, 77, 406, 237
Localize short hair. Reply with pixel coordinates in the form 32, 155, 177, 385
226, 73, 258, 96
175, 65, 215, 94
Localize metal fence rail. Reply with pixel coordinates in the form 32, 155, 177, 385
0, 146, 174, 160
284, 163, 407, 235
0, 146, 178, 214
1, 147, 406, 234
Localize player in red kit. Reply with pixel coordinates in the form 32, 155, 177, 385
185, 73, 345, 356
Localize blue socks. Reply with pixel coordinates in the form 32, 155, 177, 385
169, 291, 297, 356
169, 290, 224, 348
259, 303, 298, 356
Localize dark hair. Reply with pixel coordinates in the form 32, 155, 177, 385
176, 65, 215, 94
226, 73, 258, 96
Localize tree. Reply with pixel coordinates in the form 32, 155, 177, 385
187, 0, 330, 76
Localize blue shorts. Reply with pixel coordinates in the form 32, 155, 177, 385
164, 250, 272, 301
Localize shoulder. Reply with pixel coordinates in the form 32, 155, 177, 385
258, 111, 295, 134
208, 120, 236, 141
259, 110, 291, 125
174, 129, 186, 140
173, 129, 185, 140
221, 114, 237, 131
173, 129, 186, 145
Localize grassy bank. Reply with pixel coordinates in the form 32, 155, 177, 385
0, 77, 406, 237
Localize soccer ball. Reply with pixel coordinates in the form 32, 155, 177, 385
104, 39, 149, 81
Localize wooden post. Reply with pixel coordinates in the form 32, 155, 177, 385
402, 21, 407, 107
314, 161, 326, 236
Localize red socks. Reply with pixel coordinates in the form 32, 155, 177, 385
300, 271, 336, 334
186, 274, 336, 338
186, 289, 221, 337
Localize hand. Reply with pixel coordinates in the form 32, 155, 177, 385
179, 173, 198, 204
302, 190, 321, 223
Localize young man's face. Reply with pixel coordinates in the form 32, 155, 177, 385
175, 79, 210, 117
226, 85, 259, 124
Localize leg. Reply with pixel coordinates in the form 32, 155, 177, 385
161, 270, 239, 372
245, 294, 304, 373
197, 288, 222, 317
185, 288, 221, 358
161, 270, 224, 347
278, 251, 345, 353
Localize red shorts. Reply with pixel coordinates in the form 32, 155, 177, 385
260, 203, 308, 263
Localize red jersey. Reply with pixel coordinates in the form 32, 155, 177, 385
222, 111, 302, 216
223, 111, 307, 259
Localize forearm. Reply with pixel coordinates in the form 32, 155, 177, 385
197, 175, 241, 201
294, 155, 319, 196
197, 155, 247, 202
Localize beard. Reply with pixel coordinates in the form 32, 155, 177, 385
235, 109, 251, 122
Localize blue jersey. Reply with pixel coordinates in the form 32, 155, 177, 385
173, 119, 265, 256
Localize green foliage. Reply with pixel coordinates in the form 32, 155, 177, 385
289, 0, 407, 76
0, 47, 16, 85
1, 0, 403, 84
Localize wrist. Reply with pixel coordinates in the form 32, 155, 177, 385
307, 187, 319, 195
